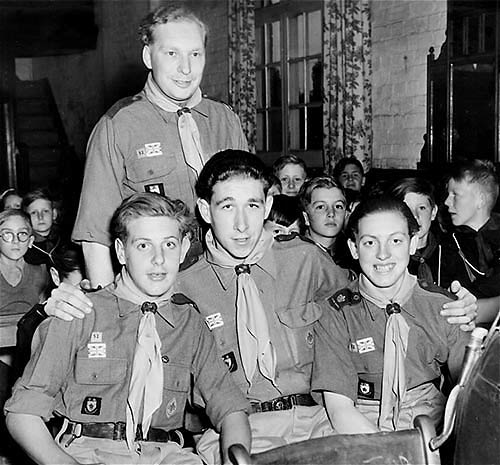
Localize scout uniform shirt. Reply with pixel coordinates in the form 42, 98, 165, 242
5, 283, 248, 433
178, 235, 350, 403
72, 87, 248, 248
312, 279, 469, 429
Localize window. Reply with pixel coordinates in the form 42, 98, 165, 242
255, 0, 323, 167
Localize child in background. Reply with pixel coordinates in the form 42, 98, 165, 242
272, 154, 308, 196
267, 174, 282, 197
333, 157, 365, 215
300, 176, 355, 271
264, 194, 304, 238
0, 189, 22, 211
22, 189, 61, 266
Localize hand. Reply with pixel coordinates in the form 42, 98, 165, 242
45, 282, 93, 321
442, 280, 477, 331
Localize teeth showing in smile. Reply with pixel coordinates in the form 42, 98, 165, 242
374, 264, 395, 273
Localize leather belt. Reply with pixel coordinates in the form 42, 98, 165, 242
58, 420, 188, 448
250, 393, 316, 413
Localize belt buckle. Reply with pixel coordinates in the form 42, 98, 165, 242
272, 397, 290, 411
114, 422, 126, 441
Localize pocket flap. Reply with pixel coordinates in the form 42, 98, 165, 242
124, 154, 177, 183
277, 302, 323, 328
75, 358, 127, 385
163, 362, 190, 392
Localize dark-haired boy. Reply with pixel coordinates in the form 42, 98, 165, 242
6, 193, 250, 465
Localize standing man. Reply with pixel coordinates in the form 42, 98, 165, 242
72, 5, 248, 287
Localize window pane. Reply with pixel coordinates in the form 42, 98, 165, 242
485, 13, 495, 52
257, 112, 265, 151
256, 26, 264, 65
289, 108, 305, 150
307, 59, 322, 103
289, 61, 305, 105
289, 13, 304, 58
267, 21, 280, 63
307, 106, 323, 149
468, 16, 479, 54
256, 69, 265, 108
269, 65, 282, 107
307, 10, 322, 55
269, 110, 283, 151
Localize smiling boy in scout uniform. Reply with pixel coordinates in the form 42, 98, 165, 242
312, 196, 470, 433
5, 193, 250, 465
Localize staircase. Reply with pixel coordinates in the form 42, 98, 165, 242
15, 78, 71, 190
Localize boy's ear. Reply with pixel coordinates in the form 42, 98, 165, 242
142, 45, 152, 69
347, 238, 359, 260
302, 211, 310, 227
52, 208, 58, 222
431, 204, 438, 222
264, 194, 274, 220
409, 234, 419, 255
115, 238, 126, 266
197, 198, 212, 225
27, 235, 34, 248
49, 266, 61, 287
179, 235, 191, 264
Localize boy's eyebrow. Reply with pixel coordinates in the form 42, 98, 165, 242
131, 235, 180, 242
214, 196, 264, 206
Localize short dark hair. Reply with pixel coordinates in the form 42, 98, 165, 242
346, 196, 419, 242
267, 194, 303, 229
272, 154, 308, 177
299, 175, 344, 211
111, 193, 194, 243
390, 177, 436, 208
333, 156, 365, 180
22, 188, 53, 211
138, 5, 208, 46
196, 150, 270, 201
0, 209, 32, 234
448, 159, 499, 212
50, 243, 84, 281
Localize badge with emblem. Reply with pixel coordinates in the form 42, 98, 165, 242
137, 142, 163, 158
88, 343, 106, 358
222, 352, 238, 372
144, 183, 165, 196
305, 330, 314, 348
205, 313, 224, 330
81, 396, 101, 415
348, 342, 358, 352
165, 398, 177, 418
356, 337, 376, 354
358, 379, 375, 399
90, 332, 102, 343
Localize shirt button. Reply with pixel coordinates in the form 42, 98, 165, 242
161, 355, 169, 364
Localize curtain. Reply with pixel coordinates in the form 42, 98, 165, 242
228, 0, 257, 153
323, 0, 372, 173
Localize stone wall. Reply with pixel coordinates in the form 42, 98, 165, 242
371, 0, 447, 169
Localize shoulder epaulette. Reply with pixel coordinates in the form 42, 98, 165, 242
418, 279, 455, 299
106, 94, 143, 118
202, 94, 234, 111
171, 293, 199, 309
328, 288, 361, 310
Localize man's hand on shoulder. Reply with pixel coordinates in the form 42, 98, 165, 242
45, 282, 94, 321
441, 280, 477, 331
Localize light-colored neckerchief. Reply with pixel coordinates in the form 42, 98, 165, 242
205, 229, 277, 386
143, 73, 204, 177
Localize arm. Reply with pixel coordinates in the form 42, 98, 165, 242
441, 280, 477, 331
476, 296, 500, 324
220, 410, 251, 465
323, 392, 378, 434
82, 242, 114, 288
6, 413, 79, 465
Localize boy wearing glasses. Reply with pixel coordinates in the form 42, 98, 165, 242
0, 209, 48, 316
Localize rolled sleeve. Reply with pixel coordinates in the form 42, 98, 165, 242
192, 323, 249, 431
311, 304, 358, 402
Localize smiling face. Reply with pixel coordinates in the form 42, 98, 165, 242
348, 210, 418, 297
115, 216, 190, 299
403, 192, 437, 246
25, 199, 55, 237
0, 215, 33, 262
278, 164, 307, 196
304, 187, 346, 248
142, 20, 206, 105
198, 176, 273, 260
338, 163, 364, 192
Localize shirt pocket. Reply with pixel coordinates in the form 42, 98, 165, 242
124, 153, 177, 192
162, 362, 190, 425
75, 358, 128, 385
276, 302, 322, 366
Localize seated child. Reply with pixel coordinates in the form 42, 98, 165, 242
267, 174, 282, 197
5, 192, 250, 465
22, 188, 61, 266
299, 175, 355, 271
390, 177, 442, 284
0, 209, 48, 316
272, 154, 308, 196
14, 243, 84, 378
0, 189, 22, 210
333, 156, 365, 214
264, 194, 304, 238
312, 196, 469, 433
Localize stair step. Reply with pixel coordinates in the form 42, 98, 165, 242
15, 79, 47, 99
16, 99, 51, 115
17, 115, 55, 131
18, 130, 60, 147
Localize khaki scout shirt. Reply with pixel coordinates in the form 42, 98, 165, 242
312, 280, 469, 403
178, 236, 350, 403
72, 90, 248, 247
5, 285, 248, 431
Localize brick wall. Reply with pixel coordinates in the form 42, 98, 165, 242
371, 0, 447, 169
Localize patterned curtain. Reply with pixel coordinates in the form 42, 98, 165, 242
228, 0, 257, 152
323, 0, 372, 173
